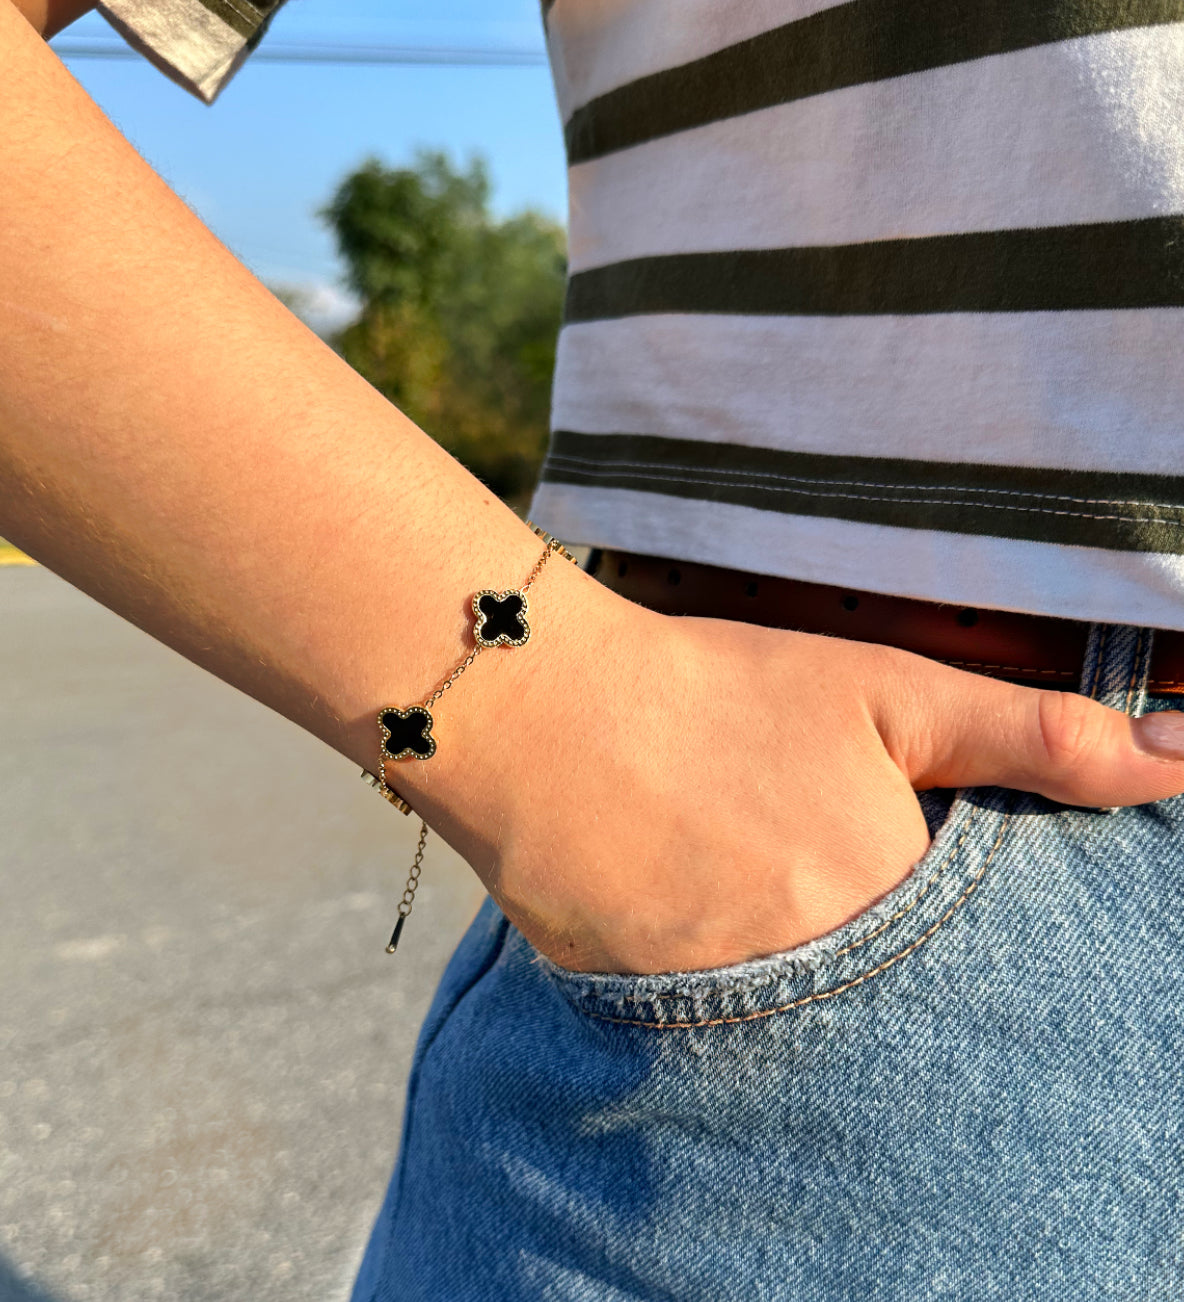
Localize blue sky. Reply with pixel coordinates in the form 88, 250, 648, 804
52, 0, 566, 330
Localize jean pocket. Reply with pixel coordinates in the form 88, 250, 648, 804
528, 785, 1016, 1029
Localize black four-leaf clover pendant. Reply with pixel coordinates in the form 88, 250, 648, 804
379, 706, 436, 761
472, 589, 530, 648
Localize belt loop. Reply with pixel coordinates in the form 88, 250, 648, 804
1079, 623, 1156, 717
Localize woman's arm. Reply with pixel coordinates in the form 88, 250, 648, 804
0, 0, 635, 937
0, 0, 605, 781
5, 0, 1184, 975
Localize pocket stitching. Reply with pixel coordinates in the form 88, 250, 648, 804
830, 808, 976, 960
626, 798, 980, 1004
580, 811, 1011, 1030
1122, 627, 1147, 715
1088, 623, 1109, 701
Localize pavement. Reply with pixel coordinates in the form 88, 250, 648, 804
0, 566, 486, 1302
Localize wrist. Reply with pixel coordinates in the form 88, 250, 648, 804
368, 537, 654, 874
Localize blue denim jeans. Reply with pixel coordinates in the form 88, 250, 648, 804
351, 624, 1184, 1300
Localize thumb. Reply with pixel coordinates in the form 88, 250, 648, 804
870, 649, 1184, 808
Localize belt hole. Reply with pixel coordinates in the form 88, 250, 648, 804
745, 581, 759, 598
617, 559, 628, 578
667, 567, 682, 586
957, 608, 979, 627
840, 595, 859, 612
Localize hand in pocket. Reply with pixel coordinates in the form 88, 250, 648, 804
452, 604, 1184, 976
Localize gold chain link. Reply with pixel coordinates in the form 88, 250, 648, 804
519, 540, 558, 593
385, 820, 429, 953
424, 644, 485, 709
379, 526, 577, 954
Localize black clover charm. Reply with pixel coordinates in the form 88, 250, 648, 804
379, 706, 436, 761
472, 589, 530, 648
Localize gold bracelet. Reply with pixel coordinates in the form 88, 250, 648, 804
359, 523, 578, 954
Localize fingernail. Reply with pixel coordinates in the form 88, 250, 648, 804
1133, 712, 1184, 759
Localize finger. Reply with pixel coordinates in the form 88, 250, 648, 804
867, 647, 1184, 808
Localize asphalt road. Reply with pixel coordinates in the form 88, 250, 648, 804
0, 565, 486, 1302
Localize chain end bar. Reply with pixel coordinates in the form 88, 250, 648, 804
359, 768, 414, 816
386, 914, 406, 954
526, 520, 578, 565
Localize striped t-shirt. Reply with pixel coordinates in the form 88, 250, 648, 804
97, 1, 1184, 630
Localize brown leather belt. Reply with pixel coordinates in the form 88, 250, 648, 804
591, 549, 1184, 696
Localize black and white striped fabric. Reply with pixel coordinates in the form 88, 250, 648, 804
528, 0, 1184, 629
93, 0, 1184, 627
96, 0, 283, 103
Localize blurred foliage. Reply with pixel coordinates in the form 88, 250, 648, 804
269, 284, 317, 320
319, 150, 566, 505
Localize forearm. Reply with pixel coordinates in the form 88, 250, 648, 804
0, 1, 628, 851
9, 0, 95, 38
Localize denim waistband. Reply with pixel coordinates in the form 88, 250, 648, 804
1079, 623, 1155, 713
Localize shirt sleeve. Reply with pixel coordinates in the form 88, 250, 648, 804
93, 0, 287, 105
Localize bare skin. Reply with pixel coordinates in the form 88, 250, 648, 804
5, 0, 1184, 975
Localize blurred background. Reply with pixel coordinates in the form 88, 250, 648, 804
0, 2, 565, 1298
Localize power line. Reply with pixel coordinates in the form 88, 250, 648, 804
51, 39, 547, 67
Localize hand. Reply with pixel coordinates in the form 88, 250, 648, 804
400, 569, 1184, 975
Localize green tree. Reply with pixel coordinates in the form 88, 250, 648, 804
319, 150, 566, 505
